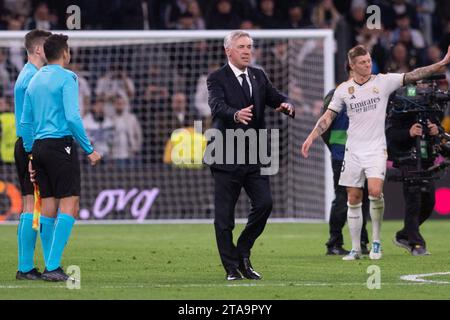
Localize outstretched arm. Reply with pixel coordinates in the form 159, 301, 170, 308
301, 109, 337, 158
404, 45, 450, 85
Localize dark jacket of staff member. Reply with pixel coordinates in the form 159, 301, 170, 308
206, 30, 294, 281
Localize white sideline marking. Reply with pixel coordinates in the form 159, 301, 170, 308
400, 272, 450, 284
0, 281, 446, 290
0, 285, 66, 289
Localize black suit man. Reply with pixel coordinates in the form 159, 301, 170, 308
206, 30, 294, 281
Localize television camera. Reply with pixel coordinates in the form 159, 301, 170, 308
387, 74, 450, 183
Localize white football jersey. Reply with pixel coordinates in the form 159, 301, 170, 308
328, 73, 404, 153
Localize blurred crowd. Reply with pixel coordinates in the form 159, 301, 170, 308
1, 0, 450, 166
1, 0, 450, 76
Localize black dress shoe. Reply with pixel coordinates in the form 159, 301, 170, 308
239, 258, 262, 280
411, 245, 431, 256
226, 268, 244, 281
16, 268, 42, 280
393, 237, 412, 253
326, 246, 350, 255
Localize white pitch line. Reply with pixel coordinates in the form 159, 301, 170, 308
400, 272, 450, 284
0, 281, 447, 290
0, 285, 66, 289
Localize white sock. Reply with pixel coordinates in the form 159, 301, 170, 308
369, 195, 384, 243
347, 202, 363, 252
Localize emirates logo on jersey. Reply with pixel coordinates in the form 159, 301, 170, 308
349, 97, 381, 113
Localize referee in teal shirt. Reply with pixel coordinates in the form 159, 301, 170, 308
14, 29, 51, 281
21, 34, 101, 281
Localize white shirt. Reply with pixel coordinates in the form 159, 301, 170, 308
112, 112, 143, 160
77, 75, 91, 117
194, 74, 211, 117
176, 112, 185, 124
328, 73, 404, 153
228, 61, 253, 97
83, 113, 114, 158
95, 74, 136, 103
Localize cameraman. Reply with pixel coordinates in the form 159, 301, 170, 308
386, 109, 440, 256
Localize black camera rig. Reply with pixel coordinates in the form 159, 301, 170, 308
387, 74, 450, 183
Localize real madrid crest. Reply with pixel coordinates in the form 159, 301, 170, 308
348, 86, 355, 94
373, 87, 379, 94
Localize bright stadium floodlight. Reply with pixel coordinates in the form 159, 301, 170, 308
0, 30, 334, 223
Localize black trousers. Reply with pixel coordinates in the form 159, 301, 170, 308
326, 159, 370, 248
396, 178, 435, 247
211, 165, 272, 272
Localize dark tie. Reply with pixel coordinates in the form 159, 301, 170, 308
240, 73, 251, 103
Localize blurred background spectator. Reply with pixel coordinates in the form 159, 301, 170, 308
0, 95, 15, 164
186, 0, 205, 29
311, 0, 341, 29
165, 92, 195, 133
151, 92, 194, 163
207, 0, 242, 29
95, 64, 135, 117
391, 13, 425, 49
111, 93, 143, 166
194, 62, 218, 126
0, 48, 18, 97
261, 40, 289, 93
345, 0, 369, 47
284, 2, 312, 28
68, 62, 91, 117
83, 98, 115, 159
385, 42, 413, 73
25, 2, 57, 30
163, 0, 191, 29
256, 0, 283, 29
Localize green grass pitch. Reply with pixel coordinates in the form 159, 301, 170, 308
1, 221, 450, 300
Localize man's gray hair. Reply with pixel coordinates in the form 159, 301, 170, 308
223, 30, 253, 49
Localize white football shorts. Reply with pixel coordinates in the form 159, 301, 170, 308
338, 148, 388, 188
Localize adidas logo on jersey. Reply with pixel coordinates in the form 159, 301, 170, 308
65, 146, 71, 155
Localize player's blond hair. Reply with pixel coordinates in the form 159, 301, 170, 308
347, 45, 369, 62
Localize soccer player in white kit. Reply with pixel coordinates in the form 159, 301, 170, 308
302, 44, 450, 260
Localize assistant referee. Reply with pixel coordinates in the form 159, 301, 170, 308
14, 29, 51, 280
21, 34, 101, 281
